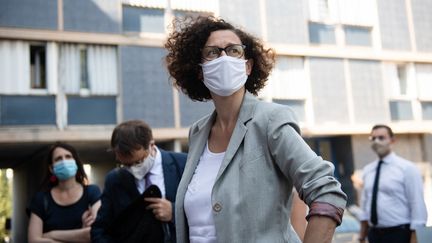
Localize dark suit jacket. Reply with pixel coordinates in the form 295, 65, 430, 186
91, 149, 187, 243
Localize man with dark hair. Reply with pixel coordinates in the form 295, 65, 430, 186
358, 124, 427, 243
91, 120, 187, 242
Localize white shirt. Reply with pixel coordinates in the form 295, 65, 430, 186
184, 143, 224, 243
135, 147, 166, 197
360, 152, 427, 229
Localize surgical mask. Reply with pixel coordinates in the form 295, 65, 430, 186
371, 140, 391, 157
127, 154, 155, 180
53, 159, 78, 181
200, 55, 248, 96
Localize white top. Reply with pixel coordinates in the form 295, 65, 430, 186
135, 147, 166, 197
360, 152, 427, 229
184, 143, 224, 243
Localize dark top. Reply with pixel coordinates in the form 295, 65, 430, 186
91, 149, 187, 243
29, 184, 101, 233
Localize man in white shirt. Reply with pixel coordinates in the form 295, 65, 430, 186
358, 124, 427, 243
91, 120, 187, 242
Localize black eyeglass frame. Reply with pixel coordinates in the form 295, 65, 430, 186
201, 44, 246, 61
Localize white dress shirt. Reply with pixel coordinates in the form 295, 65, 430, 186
360, 152, 427, 229
184, 143, 224, 243
135, 147, 166, 197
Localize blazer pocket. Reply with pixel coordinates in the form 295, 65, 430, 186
239, 146, 265, 169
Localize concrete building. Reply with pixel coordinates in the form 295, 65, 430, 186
0, 0, 431, 241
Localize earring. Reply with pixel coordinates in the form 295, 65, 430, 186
50, 175, 58, 183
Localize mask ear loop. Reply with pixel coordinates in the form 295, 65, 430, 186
148, 141, 156, 158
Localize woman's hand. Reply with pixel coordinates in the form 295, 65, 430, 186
81, 208, 95, 228
145, 198, 173, 222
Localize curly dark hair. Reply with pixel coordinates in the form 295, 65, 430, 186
165, 16, 275, 101
41, 142, 88, 190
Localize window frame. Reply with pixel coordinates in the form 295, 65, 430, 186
30, 43, 47, 91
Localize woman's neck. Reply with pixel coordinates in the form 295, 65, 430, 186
56, 178, 80, 191
212, 88, 245, 130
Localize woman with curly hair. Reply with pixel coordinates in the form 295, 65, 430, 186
165, 16, 346, 243
27, 142, 101, 243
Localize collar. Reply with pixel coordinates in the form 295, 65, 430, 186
148, 146, 162, 175
378, 152, 395, 164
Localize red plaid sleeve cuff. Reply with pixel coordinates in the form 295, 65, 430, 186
306, 202, 344, 226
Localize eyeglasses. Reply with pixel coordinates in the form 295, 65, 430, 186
369, 135, 387, 142
116, 147, 151, 167
201, 44, 246, 61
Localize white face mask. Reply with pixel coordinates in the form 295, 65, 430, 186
200, 55, 248, 97
127, 154, 155, 180
371, 140, 391, 157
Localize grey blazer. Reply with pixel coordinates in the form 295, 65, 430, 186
176, 92, 347, 243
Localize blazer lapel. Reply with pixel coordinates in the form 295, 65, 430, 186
117, 168, 140, 199
178, 112, 216, 196
215, 92, 256, 181
160, 149, 175, 202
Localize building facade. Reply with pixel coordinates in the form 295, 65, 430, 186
1, 0, 431, 241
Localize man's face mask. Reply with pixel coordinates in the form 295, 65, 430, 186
126, 148, 155, 180
53, 159, 78, 180
370, 136, 392, 157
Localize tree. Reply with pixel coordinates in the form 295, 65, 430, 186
0, 169, 12, 243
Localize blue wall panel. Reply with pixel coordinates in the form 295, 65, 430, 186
63, 0, 120, 33
120, 46, 174, 128
376, 0, 411, 50
412, 0, 432, 52
179, 93, 213, 127
122, 6, 164, 33
266, 0, 308, 44
219, 0, 262, 37
349, 60, 388, 123
0, 95, 56, 125
67, 96, 116, 125
309, 58, 350, 123
0, 0, 57, 29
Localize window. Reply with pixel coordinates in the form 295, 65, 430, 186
422, 102, 432, 120
397, 64, 408, 95
383, 63, 411, 97
270, 56, 307, 98
308, 22, 336, 44
79, 47, 89, 89
60, 44, 117, 95
344, 26, 371, 46
416, 64, 432, 99
389, 100, 413, 121
30, 45, 46, 89
122, 6, 164, 33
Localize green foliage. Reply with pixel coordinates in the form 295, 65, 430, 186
0, 170, 12, 242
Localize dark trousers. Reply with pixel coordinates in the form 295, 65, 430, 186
368, 224, 411, 243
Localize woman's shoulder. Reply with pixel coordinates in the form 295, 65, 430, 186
31, 190, 49, 204
85, 184, 101, 196
255, 101, 299, 127
256, 100, 297, 117
84, 184, 101, 204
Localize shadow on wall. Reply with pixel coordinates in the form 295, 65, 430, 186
63, 0, 121, 33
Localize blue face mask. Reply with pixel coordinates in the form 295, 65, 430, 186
53, 159, 78, 181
